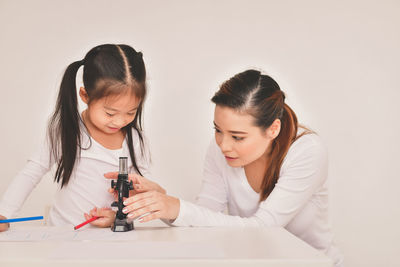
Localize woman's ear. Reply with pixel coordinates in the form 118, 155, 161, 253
267, 119, 281, 139
79, 87, 89, 104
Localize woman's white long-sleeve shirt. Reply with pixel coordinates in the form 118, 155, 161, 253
0, 127, 150, 226
172, 133, 343, 267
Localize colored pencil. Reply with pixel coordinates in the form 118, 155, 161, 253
74, 216, 99, 230
0, 216, 44, 223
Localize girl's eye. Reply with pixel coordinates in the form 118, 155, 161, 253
127, 113, 136, 116
106, 112, 115, 117
214, 127, 221, 133
232, 136, 244, 141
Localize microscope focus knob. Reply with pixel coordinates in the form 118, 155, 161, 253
129, 181, 134, 190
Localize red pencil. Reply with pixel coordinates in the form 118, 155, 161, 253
74, 216, 99, 230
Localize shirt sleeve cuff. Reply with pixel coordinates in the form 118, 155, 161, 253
169, 198, 190, 227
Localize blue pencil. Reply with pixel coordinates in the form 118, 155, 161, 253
0, 216, 44, 223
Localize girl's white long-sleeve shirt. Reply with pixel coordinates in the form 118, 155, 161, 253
0, 127, 150, 226
172, 133, 343, 267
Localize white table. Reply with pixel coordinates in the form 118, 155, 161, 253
0, 223, 333, 267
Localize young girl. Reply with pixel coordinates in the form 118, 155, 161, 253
0, 44, 154, 231
110, 69, 343, 266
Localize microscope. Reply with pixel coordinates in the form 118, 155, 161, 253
110, 157, 134, 232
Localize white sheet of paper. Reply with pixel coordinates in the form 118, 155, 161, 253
0, 226, 226, 259
0, 225, 140, 241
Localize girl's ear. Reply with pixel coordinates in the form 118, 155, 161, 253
267, 119, 281, 139
79, 87, 89, 104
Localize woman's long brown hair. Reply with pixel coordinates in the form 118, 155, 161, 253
211, 69, 309, 201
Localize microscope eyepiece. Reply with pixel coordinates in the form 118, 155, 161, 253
119, 157, 128, 175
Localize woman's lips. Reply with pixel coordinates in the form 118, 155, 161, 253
225, 156, 237, 161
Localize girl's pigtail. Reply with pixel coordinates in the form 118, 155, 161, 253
49, 60, 84, 187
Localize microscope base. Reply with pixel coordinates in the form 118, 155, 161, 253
111, 218, 134, 232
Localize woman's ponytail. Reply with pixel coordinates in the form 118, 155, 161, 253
259, 101, 298, 201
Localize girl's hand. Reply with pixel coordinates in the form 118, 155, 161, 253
84, 207, 115, 228
0, 215, 10, 232
104, 172, 166, 197
122, 191, 180, 223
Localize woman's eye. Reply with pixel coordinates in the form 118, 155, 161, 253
232, 136, 244, 141
127, 113, 136, 116
214, 127, 221, 133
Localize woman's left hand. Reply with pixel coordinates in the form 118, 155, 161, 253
122, 191, 180, 223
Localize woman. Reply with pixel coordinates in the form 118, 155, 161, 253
98, 69, 343, 266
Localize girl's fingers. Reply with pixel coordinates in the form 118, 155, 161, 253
89, 220, 102, 227
0, 223, 9, 232
90, 208, 97, 216
135, 176, 166, 194
104, 172, 118, 179
90, 207, 114, 217
90, 218, 111, 227
97, 208, 115, 217
86, 207, 116, 228
109, 188, 118, 201
84, 213, 92, 220
135, 175, 144, 184
133, 184, 147, 192
0, 216, 9, 231
128, 174, 140, 184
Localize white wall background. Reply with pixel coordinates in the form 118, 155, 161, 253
1, 0, 399, 266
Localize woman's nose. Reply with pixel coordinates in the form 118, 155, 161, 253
219, 136, 232, 152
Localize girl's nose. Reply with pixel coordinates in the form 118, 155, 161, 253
113, 116, 127, 128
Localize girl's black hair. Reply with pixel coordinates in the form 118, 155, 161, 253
48, 44, 147, 187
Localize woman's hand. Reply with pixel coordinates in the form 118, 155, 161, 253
84, 207, 115, 228
0, 215, 9, 232
122, 191, 180, 223
104, 172, 166, 197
